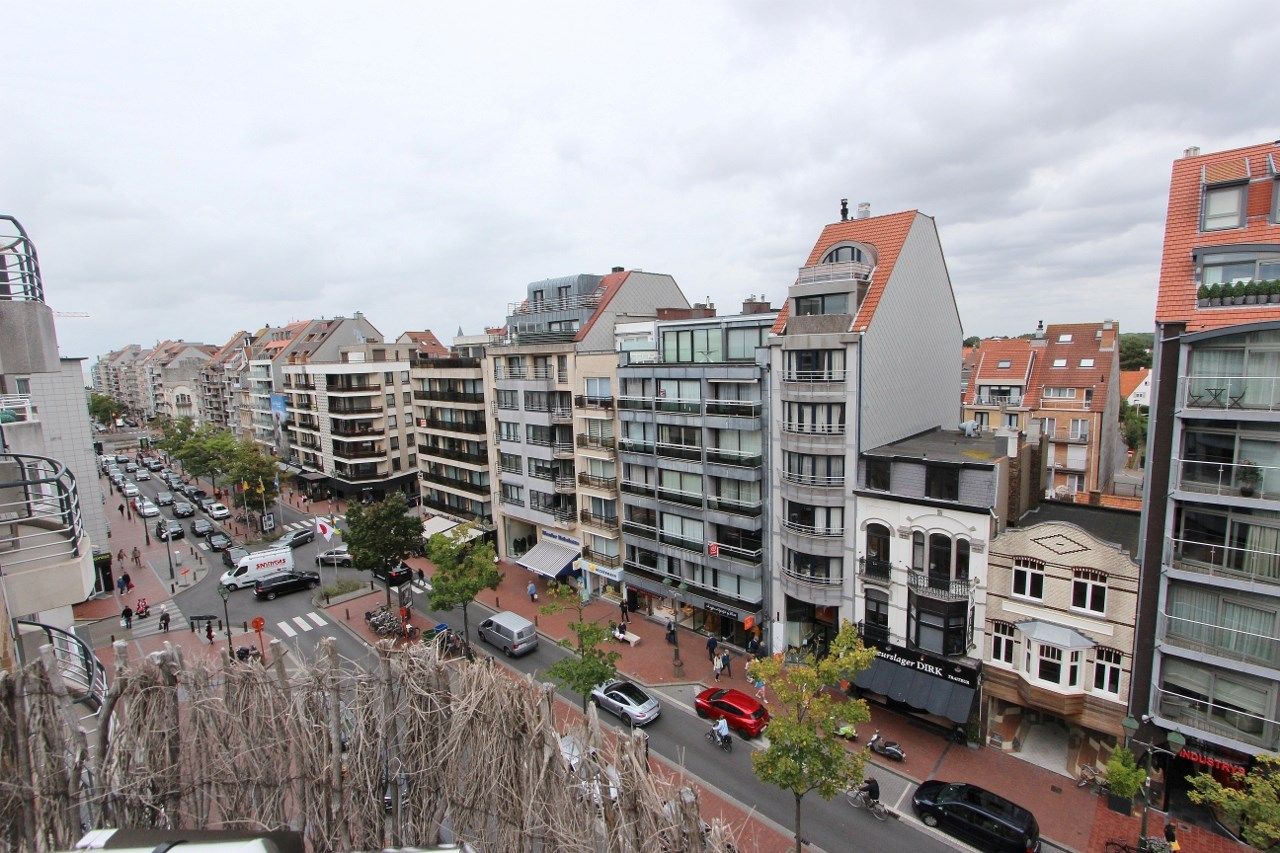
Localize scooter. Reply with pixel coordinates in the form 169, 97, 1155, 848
867, 730, 905, 762
705, 727, 733, 753
837, 723, 859, 741
235, 645, 262, 663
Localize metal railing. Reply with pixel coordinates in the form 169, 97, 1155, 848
1038, 397, 1092, 411
1045, 428, 1091, 443
795, 259, 872, 285
782, 421, 846, 435
781, 566, 844, 586
552, 442, 575, 458
783, 370, 848, 383
0, 216, 45, 303
13, 620, 106, 712
710, 542, 763, 565
907, 570, 973, 602
418, 445, 489, 466
1166, 536, 1280, 585
620, 480, 656, 497
655, 442, 701, 461
554, 476, 576, 494
574, 395, 615, 410
1180, 375, 1280, 412
783, 519, 844, 537
617, 395, 762, 417
421, 471, 489, 495
859, 557, 892, 581
328, 403, 384, 415
972, 394, 1023, 407
0, 452, 84, 569
706, 447, 762, 468
707, 495, 763, 517
621, 519, 657, 539
1157, 687, 1278, 750
1161, 611, 1280, 667
414, 389, 485, 404
579, 510, 620, 531
576, 434, 617, 451
578, 472, 618, 491
782, 471, 844, 488
1174, 457, 1280, 501
422, 417, 484, 434
618, 438, 655, 454
494, 365, 556, 381
499, 494, 525, 508
581, 547, 622, 568
551, 407, 573, 423
0, 395, 37, 422
657, 486, 702, 507
509, 292, 601, 315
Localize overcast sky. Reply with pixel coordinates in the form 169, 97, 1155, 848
6, 2, 1278, 366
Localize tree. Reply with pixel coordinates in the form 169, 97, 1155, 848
344, 492, 424, 605
745, 621, 875, 853
224, 439, 282, 508
1188, 753, 1280, 850
1119, 333, 1153, 370
88, 393, 124, 426
156, 415, 195, 457
963, 336, 981, 349
539, 581, 620, 713
425, 524, 501, 654
1120, 400, 1148, 455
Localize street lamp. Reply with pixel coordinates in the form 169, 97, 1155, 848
1121, 714, 1187, 849
664, 578, 686, 677
218, 584, 233, 658
163, 532, 175, 580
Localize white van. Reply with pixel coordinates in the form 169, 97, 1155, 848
220, 548, 295, 590
477, 611, 539, 657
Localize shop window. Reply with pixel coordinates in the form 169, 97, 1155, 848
1094, 647, 1122, 695
1072, 569, 1108, 615
991, 622, 1015, 665
1013, 557, 1045, 601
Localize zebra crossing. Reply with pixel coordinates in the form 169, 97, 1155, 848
276, 610, 328, 638
278, 515, 345, 533
128, 608, 190, 638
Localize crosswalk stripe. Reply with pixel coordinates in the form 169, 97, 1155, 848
306, 611, 326, 627
292, 616, 312, 632
277, 621, 297, 637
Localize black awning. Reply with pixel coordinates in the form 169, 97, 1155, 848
297, 470, 328, 482
855, 658, 976, 725
854, 657, 898, 696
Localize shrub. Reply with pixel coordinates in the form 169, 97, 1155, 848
320, 579, 364, 598
1106, 746, 1147, 800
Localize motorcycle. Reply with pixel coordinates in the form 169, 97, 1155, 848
705, 726, 733, 753
235, 645, 262, 663
867, 730, 905, 762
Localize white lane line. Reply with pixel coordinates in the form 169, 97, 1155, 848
292, 616, 313, 632
277, 621, 297, 637
307, 612, 326, 627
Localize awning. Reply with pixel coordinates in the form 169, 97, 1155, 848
854, 658, 976, 725
1016, 620, 1094, 650
421, 515, 485, 544
297, 470, 328, 482
516, 539, 579, 579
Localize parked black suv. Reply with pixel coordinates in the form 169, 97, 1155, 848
372, 561, 412, 587
172, 501, 195, 518
191, 518, 213, 537
207, 532, 233, 551
254, 570, 321, 601
912, 781, 1040, 853
222, 546, 250, 570
155, 490, 175, 506
155, 519, 184, 541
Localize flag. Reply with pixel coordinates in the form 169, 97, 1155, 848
256, 478, 265, 494
316, 517, 334, 541
242, 480, 250, 492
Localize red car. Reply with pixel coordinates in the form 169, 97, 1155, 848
695, 687, 769, 738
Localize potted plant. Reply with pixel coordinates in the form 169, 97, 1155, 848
1198, 284, 1211, 307
1245, 281, 1259, 305
1270, 280, 1280, 304
1234, 281, 1248, 305
1239, 460, 1262, 497
1105, 746, 1146, 815
1209, 283, 1223, 306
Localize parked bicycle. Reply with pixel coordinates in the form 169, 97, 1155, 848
847, 786, 888, 821
1078, 763, 1109, 794
1104, 837, 1173, 853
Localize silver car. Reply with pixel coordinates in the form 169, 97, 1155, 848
590, 679, 661, 727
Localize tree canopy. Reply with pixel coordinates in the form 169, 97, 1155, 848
425, 524, 501, 650
88, 393, 124, 425
1188, 753, 1280, 850
345, 492, 424, 605
539, 581, 620, 713
1119, 333, 1153, 370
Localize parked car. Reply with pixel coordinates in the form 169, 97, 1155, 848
114, 455, 129, 464
137, 500, 160, 518
207, 532, 233, 551
253, 569, 321, 601
912, 781, 1041, 853
172, 501, 195, 518
191, 518, 214, 537
222, 546, 250, 570
591, 679, 661, 727
122, 483, 139, 498
145, 458, 164, 471
274, 528, 315, 549
124, 462, 138, 473
155, 490, 175, 506
315, 548, 353, 567
197, 497, 217, 514
208, 502, 230, 520
189, 488, 209, 503
155, 519, 184, 541
694, 688, 769, 738
477, 611, 539, 657
372, 561, 411, 587
135, 468, 151, 481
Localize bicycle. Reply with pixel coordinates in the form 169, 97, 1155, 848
1078, 763, 1109, 794
847, 787, 888, 820
1104, 837, 1172, 853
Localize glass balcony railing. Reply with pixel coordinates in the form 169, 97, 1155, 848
1160, 611, 1280, 668
1180, 374, 1280, 412
1174, 457, 1280, 501
1166, 536, 1280, 586
1157, 687, 1278, 751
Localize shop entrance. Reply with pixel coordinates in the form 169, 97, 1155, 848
784, 597, 838, 659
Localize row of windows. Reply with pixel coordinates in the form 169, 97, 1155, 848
1202, 182, 1280, 232
990, 622, 1123, 694
862, 458, 960, 501
1011, 558, 1109, 616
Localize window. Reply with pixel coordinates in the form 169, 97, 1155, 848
864, 591, 889, 644
1037, 645, 1063, 683
794, 293, 850, 316
1200, 253, 1280, 287
992, 622, 1015, 664
1013, 557, 1044, 600
661, 328, 723, 363
500, 482, 522, 504
785, 548, 841, 581
925, 466, 959, 501
784, 402, 845, 433
1052, 358, 1067, 368
865, 457, 891, 491
585, 377, 612, 398
1069, 650, 1081, 687
912, 531, 926, 571
1004, 413, 1019, 429
387, 414, 397, 428
497, 390, 519, 410
726, 325, 767, 360
1043, 387, 1076, 398
1203, 184, 1246, 231
785, 349, 845, 379
499, 452, 521, 474
389, 435, 399, 450
1069, 418, 1089, 440
499, 421, 521, 442
821, 244, 865, 264
1094, 647, 1122, 695
402, 391, 411, 407
996, 359, 1012, 369
1057, 333, 1073, 343
909, 600, 968, 656
1079, 358, 1095, 368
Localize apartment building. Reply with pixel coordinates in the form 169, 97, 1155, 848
198, 331, 250, 429
1133, 141, 1280, 787
487, 269, 688, 597
616, 300, 777, 644
245, 321, 311, 453
91, 344, 143, 404
147, 340, 216, 424
963, 323, 1122, 497
1, 215, 105, 707
767, 204, 963, 655
411, 331, 493, 528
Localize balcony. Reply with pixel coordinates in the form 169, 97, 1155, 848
327, 380, 382, 394
423, 417, 485, 434
1166, 536, 1280, 586
780, 566, 845, 606
554, 476, 576, 494
581, 547, 622, 568
1156, 687, 1278, 752
781, 471, 844, 488
795, 259, 872, 285
782, 519, 845, 537
619, 438, 655, 455
574, 394, 615, 411
1046, 428, 1091, 444
1180, 375, 1280, 412
0, 395, 37, 423
908, 571, 974, 602
414, 389, 485, 404
707, 495, 763, 518
331, 424, 379, 437
288, 399, 314, 412
579, 510, 620, 532
621, 480, 656, 498
972, 394, 1024, 407
509, 292, 601, 315
332, 463, 385, 482
782, 370, 847, 384
578, 472, 618, 492
1161, 611, 1280, 669
1038, 397, 1092, 411
657, 485, 702, 508
551, 407, 574, 424
421, 470, 489, 496
499, 494, 525, 508
576, 434, 617, 452
621, 519, 657, 540
329, 403, 384, 416
283, 378, 316, 391
656, 442, 701, 461
705, 399, 762, 418
1174, 457, 1280, 501
552, 442, 575, 459
782, 422, 846, 436
706, 447, 762, 468
711, 542, 764, 565
411, 355, 481, 370
330, 444, 384, 461
494, 366, 556, 383
859, 557, 892, 585
417, 445, 488, 466
13, 619, 107, 711
420, 493, 490, 525
0, 216, 45, 302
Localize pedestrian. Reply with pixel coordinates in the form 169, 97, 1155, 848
116, 575, 126, 596
416, 567, 425, 584
131, 546, 141, 567
121, 572, 132, 592
619, 599, 628, 623
158, 605, 170, 633
665, 619, 676, 645
117, 547, 126, 565
205, 622, 214, 644
706, 633, 718, 661
121, 605, 133, 629
1165, 824, 1180, 853
721, 650, 732, 677
527, 581, 538, 602
712, 653, 724, 682
118, 503, 125, 517
754, 677, 767, 704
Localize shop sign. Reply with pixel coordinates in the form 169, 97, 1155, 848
580, 558, 623, 582
1178, 746, 1246, 776
702, 602, 739, 620
870, 642, 980, 690
707, 542, 720, 557
540, 529, 581, 548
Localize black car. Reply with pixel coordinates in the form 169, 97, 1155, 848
189, 488, 209, 503
222, 546, 250, 570
275, 528, 315, 549
912, 781, 1040, 853
172, 501, 195, 518
207, 532, 233, 551
372, 561, 412, 587
155, 519, 184, 541
198, 497, 217, 514
254, 570, 321, 601
114, 454, 129, 464
191, 518, 214, 537
155, 490, 175, 506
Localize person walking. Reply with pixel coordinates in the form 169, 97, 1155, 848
665, 619, 676, 644
116, 574, 126, 596
118, 503, 125, 517
706, 633, 718, 662
131, 546, 141, 567
619, 599, 628, 623
158, 605, 170, 633
712, 653, 724, 682
117, 547, 126, 564
120, 571, 132, 592
720, 650, 732, 678
205, 622, 214, 644
121, 605, 133, 629
527, 581, 538, 602
753, 677, 767, 704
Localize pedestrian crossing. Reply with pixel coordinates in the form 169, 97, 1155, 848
279, 515, 345, 533
276, 610, 328, 638
128, 609, 190, 638
410, 579, 432, 594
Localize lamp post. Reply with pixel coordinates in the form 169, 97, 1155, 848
1121, 714, 1187, 849
218, 584, 233, 658
163, 533, 175, 580
664, 578, 686, 677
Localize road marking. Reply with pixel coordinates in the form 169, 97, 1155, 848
277, 621, 297, 637
307, 611, 326, 627
292, 616, 313, 632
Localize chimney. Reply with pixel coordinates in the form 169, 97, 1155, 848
1033, 320, 1045, 339
840, 199, 849, 221
1102, 318, 1114, 330
856, 202, 871, 220
741, 296, 773, 314
1184, 146, 1201, 158
612, 266, 624, 273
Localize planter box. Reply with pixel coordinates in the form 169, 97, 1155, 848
1198, 298, 1210, 308
1107, 792, 1134, 815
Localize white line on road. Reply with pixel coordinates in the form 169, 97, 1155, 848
277, 621, 297, 637
307, 612, 326, 627
292, 616, 313, 631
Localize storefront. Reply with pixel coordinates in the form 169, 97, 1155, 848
853, 641, 981, 736
578, 554, 625, 602
1164, 738, 1251, 815
515, 529, 581, 584
783, 598, 840, 659
623, 572, 763, 648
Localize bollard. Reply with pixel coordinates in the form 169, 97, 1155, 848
218, 619, 223, 631
325, 594, 330, 606
369, 580, 374, 591
243, 621, 248, 632
190, 621, 196, 633
170, 584, 176, 594
534, 614, 539, 627
110, 634, 115, 643
345, 608, 350, 621
495, 596, 500, 610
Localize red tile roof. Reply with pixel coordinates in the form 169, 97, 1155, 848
963, 339, 1035, 404
573, 271, 630, 343
1156, 141, 1280, 331
1023, 323, 1117, 408
401, 330, 449, 358
1119, 368, 1149, 399
774, 210, 920, 335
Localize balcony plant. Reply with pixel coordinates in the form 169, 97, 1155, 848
1197, 284, 1211, 307
1244, 281, 1259, 305
1239, 460, 1262, 497
1233, 281, 1248, 305
1270, 279, 1280, 304
1209, 283, 1223, 306
1105, 746, 1146, 815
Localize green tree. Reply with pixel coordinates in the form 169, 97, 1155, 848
156, 415, 195, 457
963, 335, 981, 349
1188, 753, 1280, 850
539, 581, 620, 713
1120, 400, 1148, 455
344, 492, 424, 605
88, 393, 124, 426
425, 524, 501, 653
746, 621, 875, 853
1119, 333, 1153, 370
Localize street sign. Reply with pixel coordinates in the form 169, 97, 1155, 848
262, 512, 276, 533
707, 542, 720, 557
251, 616, 265, 632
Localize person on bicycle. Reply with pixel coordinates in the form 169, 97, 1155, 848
712, 717, 731, 747
856, 776, 880, 805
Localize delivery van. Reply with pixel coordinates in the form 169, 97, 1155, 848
220, 548, 295, 590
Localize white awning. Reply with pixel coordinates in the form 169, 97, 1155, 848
422, 516, 460, 539
1016, 619, 1095, 650
516, 539, 580, 579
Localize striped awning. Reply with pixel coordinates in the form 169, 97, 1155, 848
516, 539, 579, 579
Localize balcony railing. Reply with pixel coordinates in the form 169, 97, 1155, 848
418, 445, 489, 466
0, 216, 45, 303
554, 476, 576, 494
908, 570, 974, 602
331, 425, 379, 437
1166, 536, 1280, 586
782, 422, 846, 435
1174, 457, 1280, 501
330, 446, 384, 461
411, 355, 481, 370
781, 471, 844, 488
707, 495, 763, 517
420, 493, 490, 525
551, 407, 573, 423
499, 494, 525, 508
617, 395, 762, 418
657, 486, 703, 508
580, 510, 620, 531
1180, 375, 1280, 412
783, 519, 845, 537
423, 417, 485, 434
620, 480, 656, 497
621, 519, 657, 539
859, 557, 892, 582
422, 471, 489, 495
414, 389, 485, 404
1038, 397, 1092, 411
783, 370, 847, 383
552, 442, 575, 459
574, 394, 615, 410
781, 566, 845, 587
578, 472, 618, 492
706, 447, 762, 468
1046, 428, 1091, 443
795, 259, 872, 285
619, 438, 655, 454
494, 366, 556, 382
972, 394, 1023, 407
1161, 611, 1280, 668
576, 434, 617, 451
0, 395, 37, 423
656, 442, 701, 461
328, 403, 384, 416
0, 453, 85, 570
581, 547, 622, 568
327, 382, 382, 394
509, 292, 601, 315
13, 619, 106, 712
1157, 687, 1278, 751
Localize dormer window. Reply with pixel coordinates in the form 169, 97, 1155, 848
997, 360, 1012, 369
1079, 358, 1095, 368
1057, 334, 1073, 343
1203, 183, 1246, 231
1052, 358, 1067, 368
821, 244, 866, 264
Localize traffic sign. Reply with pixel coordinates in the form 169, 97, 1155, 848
251, 616, 265, 632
